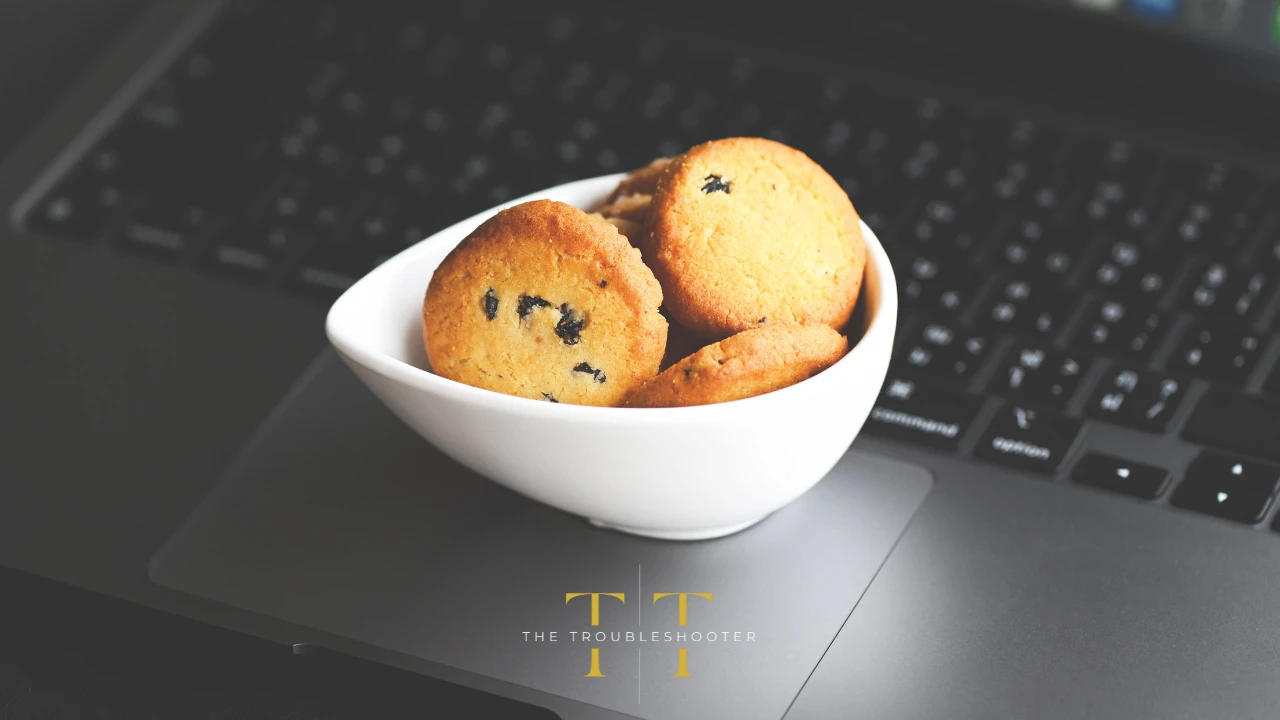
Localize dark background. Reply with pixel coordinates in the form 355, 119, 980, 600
0, 0, 145, 160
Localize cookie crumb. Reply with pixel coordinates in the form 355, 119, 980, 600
543, 392, 559, 403
555, 303, 585, 345
482, 288, 499, 320
701, 174, 731, 194
517, 294, 552, 319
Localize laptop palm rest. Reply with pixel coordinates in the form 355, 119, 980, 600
148, 351, 932, 720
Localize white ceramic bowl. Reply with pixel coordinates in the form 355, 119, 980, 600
326, 174, 897, 540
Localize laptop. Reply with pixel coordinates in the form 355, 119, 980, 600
4, 0, 1280, 717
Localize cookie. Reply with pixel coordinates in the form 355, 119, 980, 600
624, 323, 847, 408
605, 157, 672, 202
423, 199, 667, 406
589, 193, 652, 248
591, 213, 644, 247
646, 137, 866, 338
594, 193, 652, 224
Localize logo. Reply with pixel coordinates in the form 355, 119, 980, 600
559, 590, 725, 678
1129, 0, 1178, 18
564, 592, 627, 677
522, 566, 757, 692
652, 592, 713, 677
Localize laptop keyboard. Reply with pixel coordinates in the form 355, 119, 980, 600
17, 1, 1280, 530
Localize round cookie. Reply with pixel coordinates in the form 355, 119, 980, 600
589, 193, 652, 248
646, 137, 866, 338
424, 200, 667, 406
624, 323, 847, 408
605, 157, 672, 202
594, 193, 652, 224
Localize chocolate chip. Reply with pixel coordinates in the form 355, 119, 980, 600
758, 317, 767, 323
517, 294, 552, 319
555, 303, 585, 345
599, 280, 608, 288
701, 174, 731, 194
543, 392, 559, 403
482, 288, 498, 320
684, 367, 693, 378
573, 362, 607, 383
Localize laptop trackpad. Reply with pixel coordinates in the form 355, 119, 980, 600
148, 352, 932, 720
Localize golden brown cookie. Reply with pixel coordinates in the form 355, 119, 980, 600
594, 193, 652, 223
589, 193, 652, 248
606, 157, 672, 202
646, 137, 866, 338
624, 323, 847, 408
423, 199, 667, 406
590, 213, 643, 247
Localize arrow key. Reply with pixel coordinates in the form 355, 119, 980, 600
1172, 451, 1280, 524
1071, 453, 1168, 499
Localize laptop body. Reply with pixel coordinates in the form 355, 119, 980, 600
3, 0, 1280, 717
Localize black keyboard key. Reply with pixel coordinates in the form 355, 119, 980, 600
1067, 179, 1160, 243
1070, 137, 1162, 185
1167, 323, 1265, 386
1183, 390, 1280, 463
974, 403, 1083, 474
1167, 159, 1260, 199
991, 346, 1087, 408
205, 177, 347, 279
897, 138, 950, 185
1085, 239, 1177, 298
899, 255, 982, 317
1172, 452, 1279, 524
975, 115, 1065, 165
1086, 368, 1185, 433
1177, 261, 1270, 321
894, 320, 990, 382
116, 200, 209, 261
991, 241, 1079, 280
1071, 298, 1167, 361
865, 376, 983, 450
294, 197, 405, 290
1072, 453, 1168, 499
924, 159, 975, 196
1157, 197, 1256, 260
896, 197, 994, 259
25, 174, 124, 241
978, 276, 1074, 338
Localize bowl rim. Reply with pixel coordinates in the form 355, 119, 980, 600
326, 173, 898, 424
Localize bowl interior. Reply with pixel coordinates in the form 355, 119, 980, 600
327, 174, 896, 407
